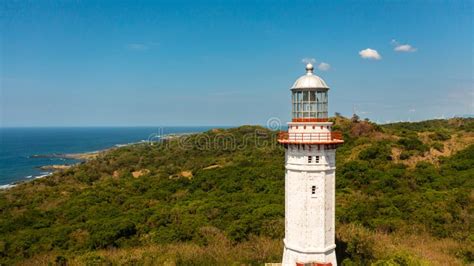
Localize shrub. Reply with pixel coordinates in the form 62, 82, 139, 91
359, 143, 392, 162
399, 150, 414, 160
431, 142, 444, 152
337, 226, 376, 265
54, 255, 68, 266
429, 131, 451, 141
372, 252, 426, 266
350, 122, 374, 137
87, 219, 137, 249
397, 136, 428, 152
339, 160, 370, 188
456, 244, 474, 264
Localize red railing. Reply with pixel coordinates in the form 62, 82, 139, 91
292, 118, 329, 122
278, 131, 343, 143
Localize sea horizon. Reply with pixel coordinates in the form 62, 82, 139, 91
0, 125, 235, 129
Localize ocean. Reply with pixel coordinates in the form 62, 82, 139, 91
0, 127, 215, 187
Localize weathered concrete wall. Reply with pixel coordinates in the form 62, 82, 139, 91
282, 142, 337, 266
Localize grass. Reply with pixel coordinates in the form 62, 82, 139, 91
18, 233, 282, 266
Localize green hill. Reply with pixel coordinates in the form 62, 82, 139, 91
0, 118, 473, 265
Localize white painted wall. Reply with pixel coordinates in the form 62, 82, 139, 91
282, 138, 337, 266
288, 122, 332, 134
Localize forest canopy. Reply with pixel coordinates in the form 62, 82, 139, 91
0, 118, 473, 265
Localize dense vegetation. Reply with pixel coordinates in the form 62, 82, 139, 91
0, 118, 473, 265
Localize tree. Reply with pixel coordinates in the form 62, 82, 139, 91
351, 113, 360, 123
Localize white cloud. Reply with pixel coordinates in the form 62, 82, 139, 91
301, 58, 316, 64
127, 43, 149, 51
391, 39, 417, 52
394, 44, 417, 52
318, 62, 330, 71
359, 48, 381, 60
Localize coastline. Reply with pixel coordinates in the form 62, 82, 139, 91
0, 131, 198, 190
0, 146, 119, 190
0, 172, 53, 190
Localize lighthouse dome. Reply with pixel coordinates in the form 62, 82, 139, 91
292, 63, 329, 89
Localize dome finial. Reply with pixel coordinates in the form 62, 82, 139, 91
306, 63, 314, 74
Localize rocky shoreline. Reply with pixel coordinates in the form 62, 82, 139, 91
38, 164, 74, 171
1, 132, 199, 190
1, 150, 106, 190
30, 132, 196, 164
33, 149, 108, 173
30, 151, 101, 160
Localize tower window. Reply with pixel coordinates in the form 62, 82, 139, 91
311, 185, 316, 194
315, 156, 320, 163
308, 156, 312, 163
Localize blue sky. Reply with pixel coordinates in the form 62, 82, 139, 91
1, 0, 472, 126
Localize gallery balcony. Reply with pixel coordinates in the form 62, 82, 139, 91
277, 131, 344, 144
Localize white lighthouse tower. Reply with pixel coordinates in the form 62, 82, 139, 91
278, 63, 343, 266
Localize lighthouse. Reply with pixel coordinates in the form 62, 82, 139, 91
278, 63, 343, 266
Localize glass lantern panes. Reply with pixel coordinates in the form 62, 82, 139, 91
292, 89, 328, 119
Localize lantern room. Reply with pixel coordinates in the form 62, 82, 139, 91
291, 63, 329, 121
